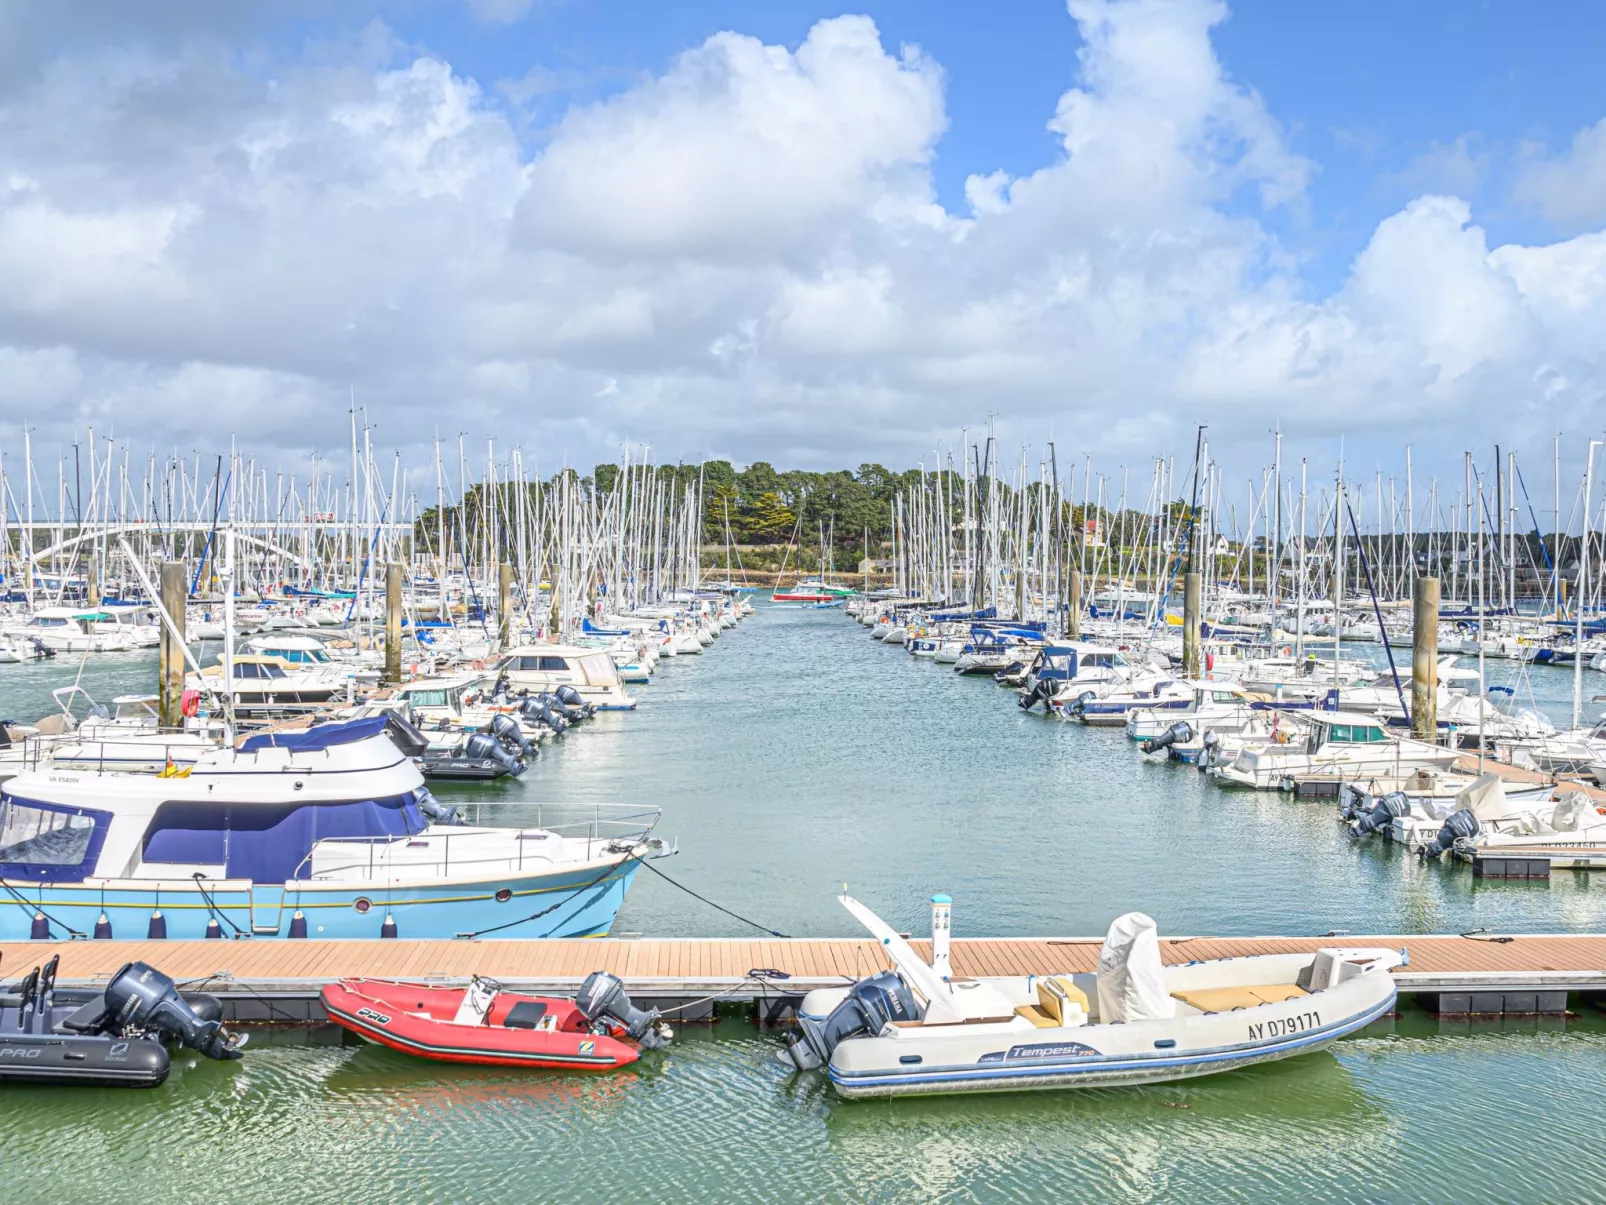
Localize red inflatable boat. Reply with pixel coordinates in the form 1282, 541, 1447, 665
321, 973, 668, 1070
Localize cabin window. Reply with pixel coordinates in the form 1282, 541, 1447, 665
1328, 725, 1352, 742
142, 795, 425, 883
260, 663, 287, 680
1212, 692, 1238, 704
406, 690, 448, 708
538, 656, 570, 672
233, 662, 260, 679
0, 797, 111, 879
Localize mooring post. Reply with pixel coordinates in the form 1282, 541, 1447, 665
1182, 570, 1202, 677
498, 562, 514, 650
385, 562, 403, 684
1412, 575, 1440, 742
87, 556, 100, 608
158, 562, 186, 728
1065, 566, 1082, 640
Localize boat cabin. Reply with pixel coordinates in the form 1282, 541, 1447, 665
1303, 712, 1393, 754
243, 635, 334, 665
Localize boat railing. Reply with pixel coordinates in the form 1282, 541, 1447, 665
291, 805, 662, 880
19, 729, 217, 775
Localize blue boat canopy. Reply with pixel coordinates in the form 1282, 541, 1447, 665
240, 714, 390, 752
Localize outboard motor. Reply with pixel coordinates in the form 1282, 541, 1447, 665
1199, 730, 1222, 767
1338, 783, 1370, 822
381, 711, 431, 758
1420, 810, 1479, 859
416, 788, 461, 826
576, 971, 669, 1050
784, 970, 918, 1072
1141, 720, 1193, 755
555, 685, 595, 717
489, 713, 535, 758
103, 962, 244, 1061
464, 731, 523, 775
1354, 791, 1411, 837
537, 691, 584, 724
519, 696, 567, 734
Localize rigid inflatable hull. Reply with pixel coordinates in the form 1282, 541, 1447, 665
322, 980, 638, 1071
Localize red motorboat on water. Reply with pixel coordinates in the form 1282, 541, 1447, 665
321, 972, 671, 1070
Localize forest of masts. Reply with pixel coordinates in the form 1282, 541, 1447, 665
0, 425, 1599, 624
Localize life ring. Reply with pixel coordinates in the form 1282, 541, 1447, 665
180, 689, 201, 718
1280, 646, 1292, 657
471, 659, 485, 670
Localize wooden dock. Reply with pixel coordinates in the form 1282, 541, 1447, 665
6, 932, 1605, 1020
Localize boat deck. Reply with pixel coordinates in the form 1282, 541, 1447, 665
6, 932, 1605, 1019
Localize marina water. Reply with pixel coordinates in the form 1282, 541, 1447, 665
6, 608, 1606, 1202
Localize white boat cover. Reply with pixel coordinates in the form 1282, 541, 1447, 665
1456, 772, 1509, 821
1096, 911, 1172, 1023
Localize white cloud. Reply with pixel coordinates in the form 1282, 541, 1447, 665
516, 16, 946, 259
1518, 118, 1606, 230
0, 0, 1602, 474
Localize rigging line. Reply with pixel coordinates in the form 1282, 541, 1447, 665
0, 879, 84, 938
630, 855, 792, 939
1344, 496, 1409, 723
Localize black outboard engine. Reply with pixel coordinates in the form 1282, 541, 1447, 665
785, 970, 919, 1072
1420, 810, 1479, 859
464, 731, 523, 775
381, 711, 431, 758
1354, 791, 1411, 837
519, 696, 567, 734
1338, 783, 1370, 822
576, 971, 668, 1050
416, 788, 460, 825
103, 962, 244, 1061
1141, 720, 1193, 755
489, 713, 535, 758
555, 685, 595, 718
538, 691, 583, 724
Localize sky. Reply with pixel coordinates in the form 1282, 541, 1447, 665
2, 0, 1605, 488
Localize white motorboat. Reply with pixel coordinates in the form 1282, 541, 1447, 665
1210, 711, 1461, 790
784, 893, 1402, 1098
493, 644, 637, 710
1417, 773, 1606, 859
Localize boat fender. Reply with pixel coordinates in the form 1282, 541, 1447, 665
205, 918, 223, 940
288, 910, 309, 939
29, 911, 49, 941
94, 912, 113, 940
147, 910, 167, 940
381, 914, 398, 939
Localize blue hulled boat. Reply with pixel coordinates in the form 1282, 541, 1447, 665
0, 716, 666, 941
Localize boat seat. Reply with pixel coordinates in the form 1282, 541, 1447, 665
1015, 976, 1090, 1028
502, 1001, 548, 1030
1170, 984, 1308, 1013
56, 995, 110, 1034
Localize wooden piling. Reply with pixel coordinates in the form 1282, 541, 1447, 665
1065, 567, 1081, 640
1182, 571, 1201, 677
498, 562, 514, 650
385, 562, 402, 684
1412, 575, 1440, 742
158, 562, 186, 728
86, 557, 99, 608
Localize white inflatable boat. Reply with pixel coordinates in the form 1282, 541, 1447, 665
785, 893, 1404, 1099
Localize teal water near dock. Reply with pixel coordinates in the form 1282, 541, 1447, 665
3, 610, 1606, 1202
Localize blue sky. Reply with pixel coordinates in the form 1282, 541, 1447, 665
370, 0, 1606, 291
2, 0, 1604, 476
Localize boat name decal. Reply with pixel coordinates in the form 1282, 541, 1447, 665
356, 1007, 393, 1026
981, 1041, 1101, 1063
1248, 1010, 1320, 1041
0, 1048, 40, 1059
579, 1040, 595, 1055
107, 1042, 129, 1061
